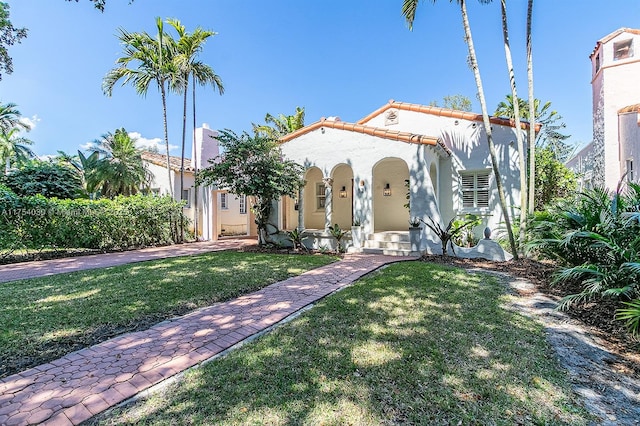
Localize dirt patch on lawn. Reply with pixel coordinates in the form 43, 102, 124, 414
422, 255, 640, 425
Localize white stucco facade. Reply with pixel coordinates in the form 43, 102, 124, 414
589, 28, 640, 189
277, 100, 523, 249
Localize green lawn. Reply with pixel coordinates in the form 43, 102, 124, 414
0, 251, 337, 378
95, 261, 591, 425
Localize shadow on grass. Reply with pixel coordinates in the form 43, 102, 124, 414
0, 252, 337, 378
95, 262, 591, 425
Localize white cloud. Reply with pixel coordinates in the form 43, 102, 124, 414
19, 114, 40, 131
79, 142, 95, 151
129, 131, 178, 153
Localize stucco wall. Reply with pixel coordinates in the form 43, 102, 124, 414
619, 112, 640, 181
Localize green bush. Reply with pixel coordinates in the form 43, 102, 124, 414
0, 195, 189, 251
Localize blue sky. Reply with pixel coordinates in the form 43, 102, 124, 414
2, 0, 638, 158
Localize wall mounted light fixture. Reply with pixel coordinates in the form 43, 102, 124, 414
339, 186, 347, 198
383, 183, 391, 196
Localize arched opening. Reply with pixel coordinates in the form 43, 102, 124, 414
330, 163, 354, 230
303, 167, 325, 230
373, 157, 410, 231
430, 162, 438, 201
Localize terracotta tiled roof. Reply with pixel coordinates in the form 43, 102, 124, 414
358, 99, 537, 130
279, 117, 451, 156
618, 103, 640, 113
141, 151, 194, 172
590, 28, 640, 58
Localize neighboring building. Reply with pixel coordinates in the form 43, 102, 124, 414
275, 99, 526, 255
141, 124, 254, 240
566, 142, 595, 191
577, 28, 640, 188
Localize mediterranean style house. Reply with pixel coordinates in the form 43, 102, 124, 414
141, 125, 254, 240
567, 28, 640, 189
273, 100, 526, 258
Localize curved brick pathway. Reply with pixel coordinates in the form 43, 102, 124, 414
0, 239, 256, 283
0, 253, 415, 425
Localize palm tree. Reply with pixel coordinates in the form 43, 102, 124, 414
402, 0, 518, 257
87, 128, 150, 198
253, 106, 306, 139
103, 18, 178, 199
0, 127, 34, 174
498, 0, 527, 247
0, 102, 30, 133
526, 0, 536, 215
166, 18, 225, 239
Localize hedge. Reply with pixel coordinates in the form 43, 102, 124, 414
0, 189, 189, 251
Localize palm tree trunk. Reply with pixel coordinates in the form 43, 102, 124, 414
459, 0, 518, 258
179, 74, 189, 242
527, 0, 536, 214
160, 84, 173, 201
192, 75, 199, 240
500, 0, 526, 252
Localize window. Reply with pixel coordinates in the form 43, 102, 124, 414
627, 159, 634, 182
461, 170, 490, 209
239, 195, 247, 214
595, 53, 600, 73
220, 193, 228, 210
614, 39, 633, 60
316, 183, 326, 210
181, 189, 191, 208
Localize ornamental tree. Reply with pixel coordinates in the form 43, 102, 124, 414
198, 130, 305, 245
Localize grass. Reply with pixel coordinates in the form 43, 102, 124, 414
94, 261, 591, 425
0, 251, 337, 378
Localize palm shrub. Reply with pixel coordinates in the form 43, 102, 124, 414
528, 182, 640, 335
328, 224, 347, 253
421, 214, 480, 256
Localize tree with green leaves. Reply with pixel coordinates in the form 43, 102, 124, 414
0, 102, 30, 133
253, 107, 306, 139
0, 2, 27, 81
198, 130, 305, 246
85, 128, 150, 198
2, 160, 84, 199
103, 18, 178, 199
533, 146, 576, 211
402, 0, 518, 257
0, 127, 34, 174
167, 18, 224, 238
429, 94, 472, 112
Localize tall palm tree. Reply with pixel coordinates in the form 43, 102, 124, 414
526, 0, 536, 215
166, 18, 224, 239
87, 128, 150, 198
253, 106, 306, 139
0, 127, 34, 174
499, 0, 527, 249
103, 18, 178, 199
402, 0, 518, 257
0, 102, 30, 133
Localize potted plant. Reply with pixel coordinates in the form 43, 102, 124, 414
351, 218, 363, 248
409, 217, 422, 252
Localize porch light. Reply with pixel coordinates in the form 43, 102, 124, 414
383, 183, 391, 196
339, 186, 347, 198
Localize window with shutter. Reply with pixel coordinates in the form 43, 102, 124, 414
460, 170, 491, 209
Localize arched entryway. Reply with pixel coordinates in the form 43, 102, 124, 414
303, 167, 325, 230
330, 163, 354, 230
373, 157, 410, 231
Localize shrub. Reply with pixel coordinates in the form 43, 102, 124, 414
0, 194, 188, 252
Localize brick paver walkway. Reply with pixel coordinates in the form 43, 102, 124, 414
0, 253, 415, 425
0, 239, 256, 283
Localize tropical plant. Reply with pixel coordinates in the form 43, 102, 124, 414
286, 228, 308, 252
420, 214, 480, 256
0, 102, 30, 133
0, 127, 34, 174
166, 18, 224, 239
77, 150, 100, 195
198, 130, 305, 246
85, 128, 150, 198
533, 146, 577, 211
328, 223, 348, 253
103, 18, 178, 198
0, 3, 27, 81
528, 181, 640, 335
526, 0, 536, 215
402, 0, 518, 258
2, 160, 84, 199
253, 107, 305, 139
